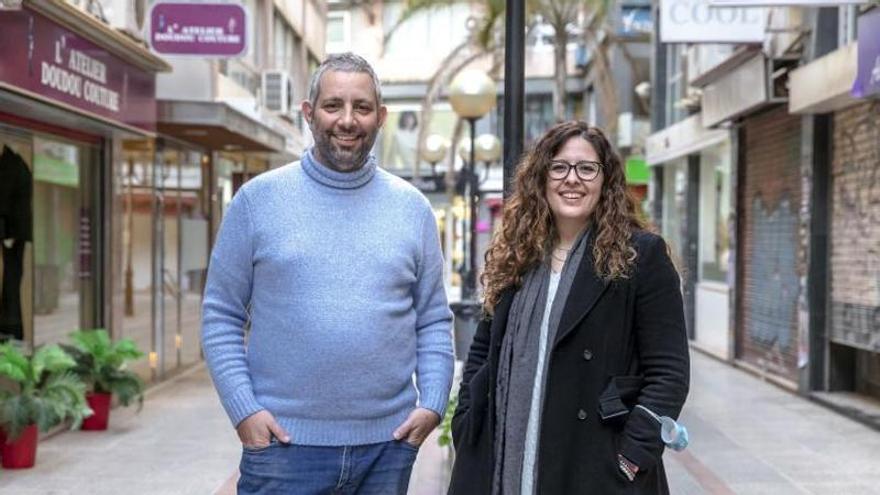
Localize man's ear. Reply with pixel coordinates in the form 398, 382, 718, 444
377, 105, 388, 128
301, 100, 314, 124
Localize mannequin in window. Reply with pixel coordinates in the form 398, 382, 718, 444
0, 144, 33, 341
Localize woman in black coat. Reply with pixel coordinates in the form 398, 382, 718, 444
448, 122, 689, 495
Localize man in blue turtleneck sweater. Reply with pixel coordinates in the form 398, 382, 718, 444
202, 53, 454, 494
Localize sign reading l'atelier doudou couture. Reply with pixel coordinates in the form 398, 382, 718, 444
0, 6, 157, 131
852, 8, 880, 98
148, 2, 248, 57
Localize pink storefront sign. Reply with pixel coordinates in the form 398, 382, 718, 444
149, 2, 248, 57
0, 6, 157, 132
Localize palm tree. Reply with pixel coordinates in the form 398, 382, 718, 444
533, 0, 581, 121
384, 0, 506, 182
383, 0, 631, 175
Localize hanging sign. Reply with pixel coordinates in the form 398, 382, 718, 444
149, 1, 248, 57
660, 0, 766, 43
852, 8, 880, 98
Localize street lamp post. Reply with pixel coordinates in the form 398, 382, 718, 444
449, 69, 496, 302
420, 134, 450, 192
474, 133, 502, 182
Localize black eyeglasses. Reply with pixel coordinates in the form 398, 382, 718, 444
548, 160, 603, 182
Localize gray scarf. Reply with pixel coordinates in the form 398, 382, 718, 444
493, 229, 590, 494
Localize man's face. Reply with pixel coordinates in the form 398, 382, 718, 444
302, 70, 387, 173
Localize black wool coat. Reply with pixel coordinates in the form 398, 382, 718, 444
448, 231, 690, 495
0, 146, 33, 242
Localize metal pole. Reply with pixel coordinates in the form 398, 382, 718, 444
503, 0, 525, 199
466, 117, 478, 300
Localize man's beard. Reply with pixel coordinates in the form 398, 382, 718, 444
311, 125, 379, 173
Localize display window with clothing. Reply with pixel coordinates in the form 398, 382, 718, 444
0, 142, 33, 341
0, 128, 99, 348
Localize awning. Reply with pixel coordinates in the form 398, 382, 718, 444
789, 43, 859, 114
157, 100, 286, 153
645, 114, 730, 165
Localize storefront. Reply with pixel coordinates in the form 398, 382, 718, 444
736, 106, 803, 384
110, 137, 211, 379
786, 6, 879, 410
646, 114, 732, 356
0, 2, 169, 359
829, 100, 880, 400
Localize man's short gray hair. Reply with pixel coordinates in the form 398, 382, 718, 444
308, 52, 383, 107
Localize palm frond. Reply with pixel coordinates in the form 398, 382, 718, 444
0, 343, 29, 384
0, 346, 91, 438
64, 329, 145, 408
32, 345, 76, 380
383, 0, 460, 47
0, 393, 33, 440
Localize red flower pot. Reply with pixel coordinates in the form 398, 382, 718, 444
2, 424, 38, 469
81, 392, 113, 431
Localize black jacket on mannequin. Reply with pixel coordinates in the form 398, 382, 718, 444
0, 144, 33, 341
0, 145, 33, 243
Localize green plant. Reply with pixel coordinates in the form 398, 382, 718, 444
0, 342, 92, 440
437, 391, 458, 448
61, 329, 144, 409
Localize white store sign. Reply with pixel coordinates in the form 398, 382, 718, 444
660, 0, 767, 43
710, 0, 863, 5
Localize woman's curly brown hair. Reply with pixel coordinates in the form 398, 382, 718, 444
481, 121, 646, 313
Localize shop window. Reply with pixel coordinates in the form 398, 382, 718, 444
0, 132, 97, 346
699, 142, 732, 284
0, 132, 33, 343
662, 160, 688, 266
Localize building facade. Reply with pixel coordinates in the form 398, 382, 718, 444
649, 1, 880, 421
0, 0, 327, 384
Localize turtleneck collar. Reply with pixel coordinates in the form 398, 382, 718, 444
301, 148, 377, 189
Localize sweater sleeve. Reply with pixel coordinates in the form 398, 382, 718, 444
412, 206, 455, 418
201, 190, 265, 427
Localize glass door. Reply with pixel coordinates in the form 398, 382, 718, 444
31, 135, 98, 347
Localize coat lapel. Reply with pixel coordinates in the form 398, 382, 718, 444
554, 247, 610, 347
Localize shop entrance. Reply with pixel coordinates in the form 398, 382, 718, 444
0, 124, 99, 347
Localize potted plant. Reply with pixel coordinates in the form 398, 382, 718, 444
61, 329, 144, 431
0, 342, 92, 469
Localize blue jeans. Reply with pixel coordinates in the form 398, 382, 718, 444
237, 439, 419, 495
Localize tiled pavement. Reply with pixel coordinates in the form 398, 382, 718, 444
1, 351, 878, 494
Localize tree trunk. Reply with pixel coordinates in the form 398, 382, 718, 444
553, 31, 568, 121
582, 26, 618, 139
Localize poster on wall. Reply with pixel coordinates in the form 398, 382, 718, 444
380, 106, 459, 192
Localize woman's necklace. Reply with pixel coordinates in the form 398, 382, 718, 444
550, 245, 571, 263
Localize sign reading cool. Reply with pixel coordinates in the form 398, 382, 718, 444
660, 0, 766, 43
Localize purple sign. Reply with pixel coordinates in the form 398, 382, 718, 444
0, 7, 157, 132
149, 2, 247, 57
852, 9, 880, 98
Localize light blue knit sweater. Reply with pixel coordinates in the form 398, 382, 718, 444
201, 150, 454, 446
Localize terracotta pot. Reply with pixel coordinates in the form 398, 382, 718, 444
81, 392, 113, 431
1, 424, 38, 469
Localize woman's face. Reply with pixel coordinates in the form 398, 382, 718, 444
544, 136, 604, 230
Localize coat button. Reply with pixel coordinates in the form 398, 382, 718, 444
577, 409, 587, 421
583, 349, 593, 361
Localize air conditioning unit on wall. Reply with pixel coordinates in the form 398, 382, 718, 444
262, 70, 293, 116
96, 0, 147, 40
